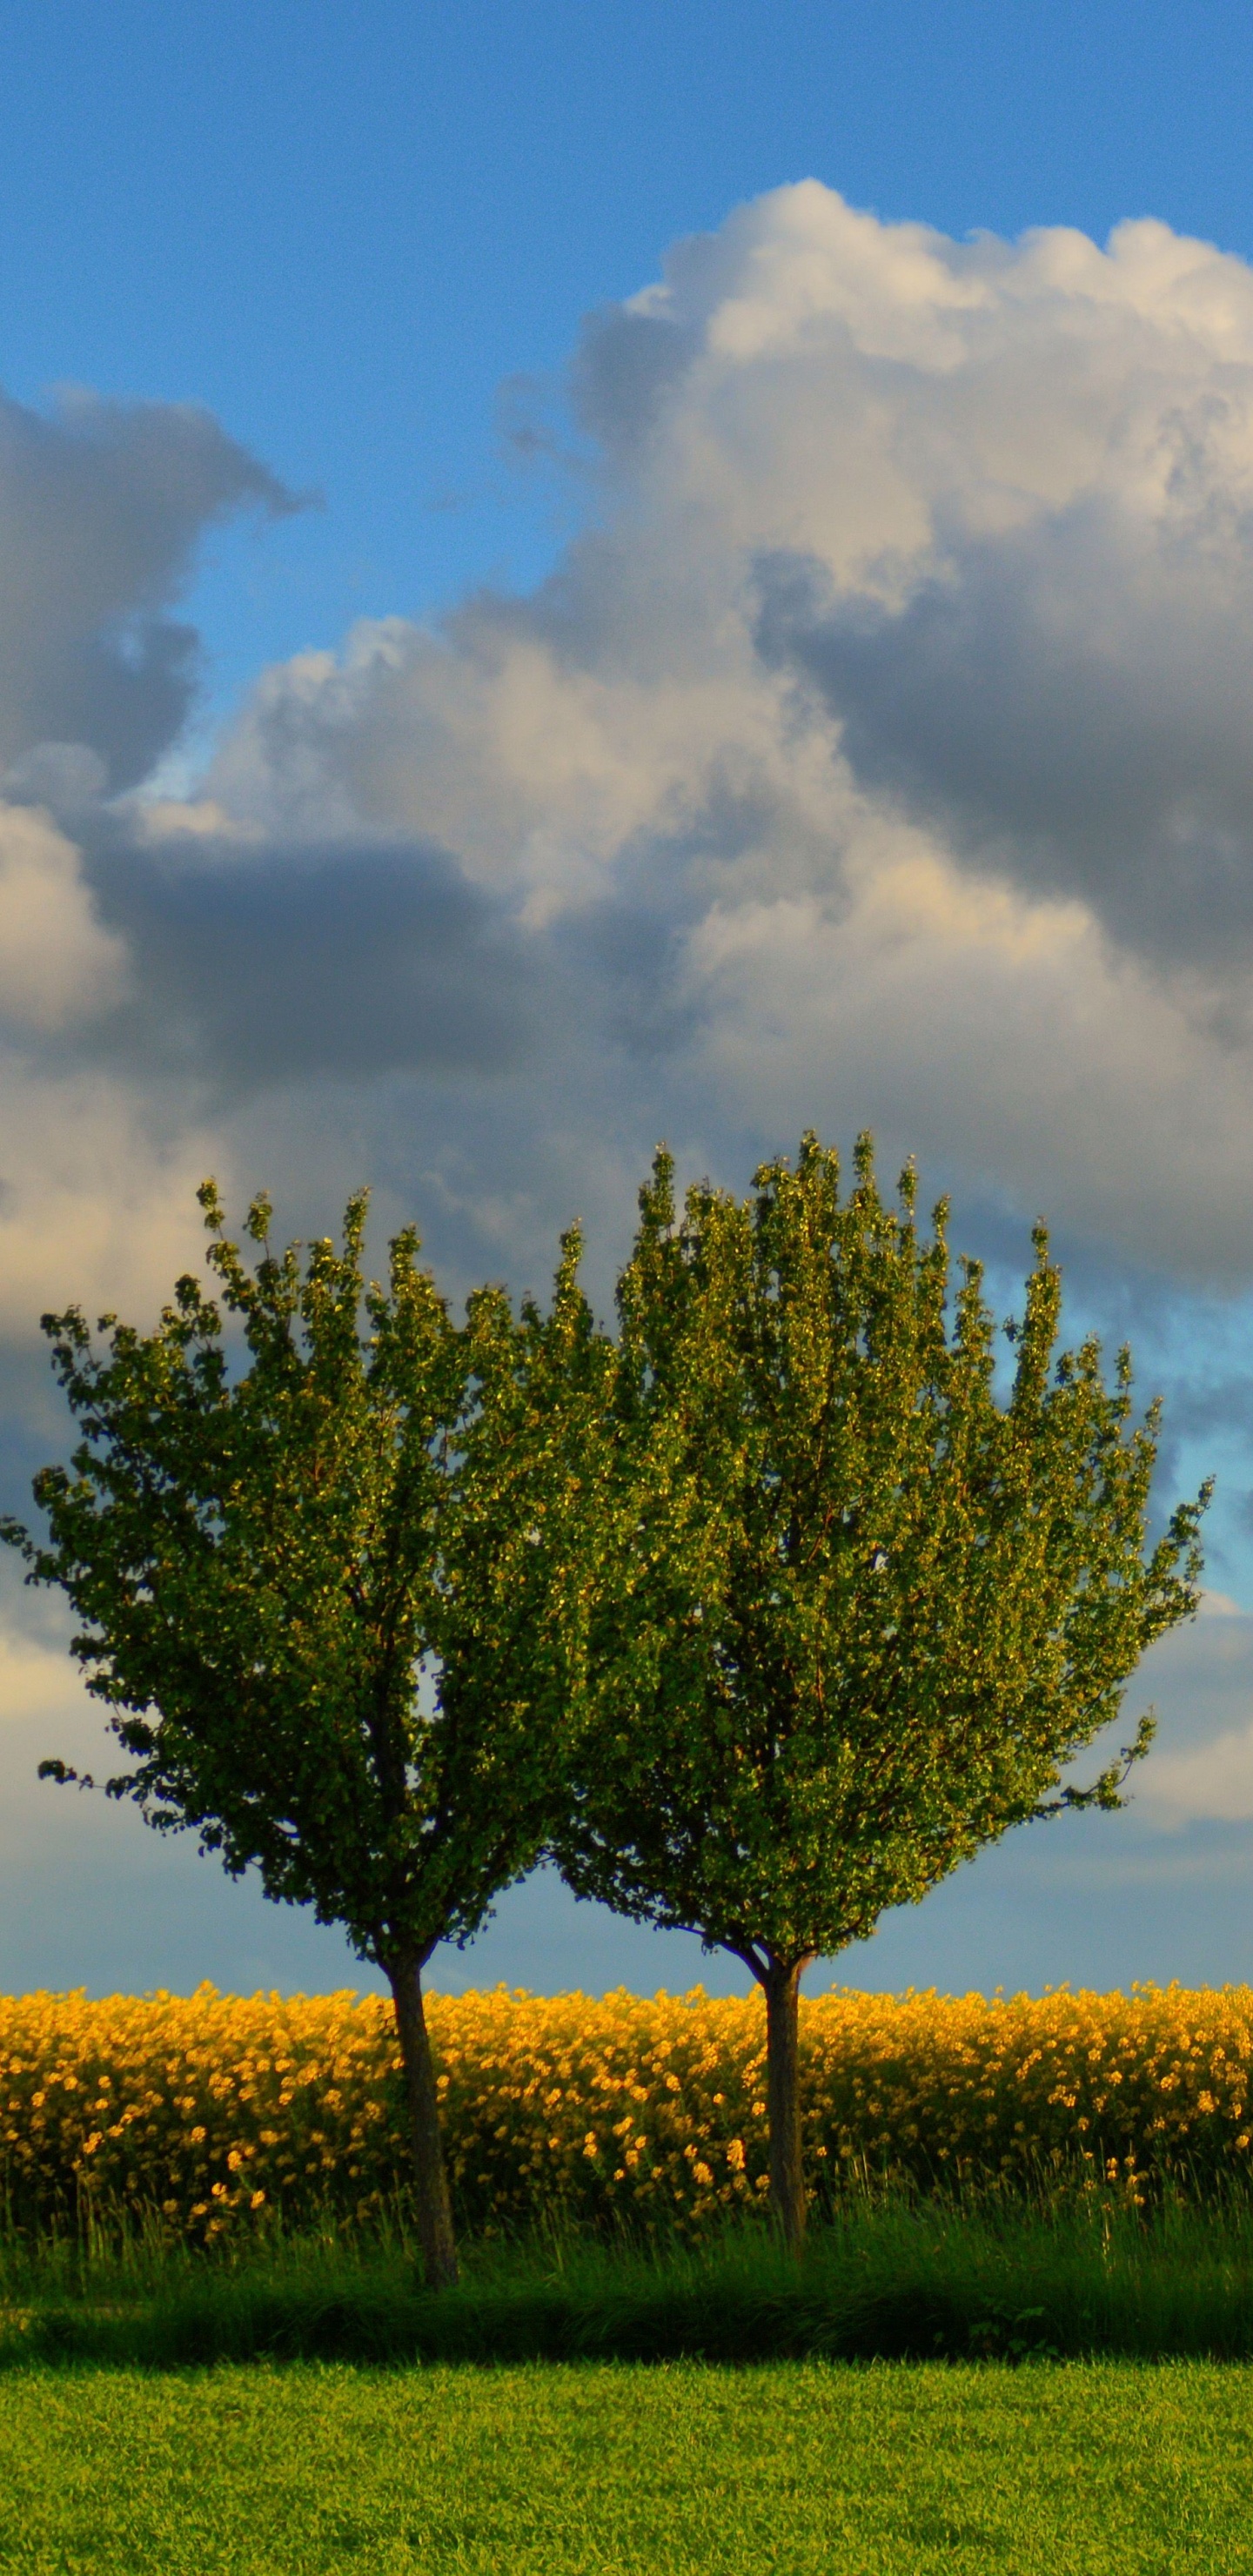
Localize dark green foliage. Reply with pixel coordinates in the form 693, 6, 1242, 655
2, 1187, 606, 2284
556, 1133, 1209, 2241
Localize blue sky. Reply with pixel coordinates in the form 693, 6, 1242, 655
4, 0, 1253, 1999
8, 1, 1253, 705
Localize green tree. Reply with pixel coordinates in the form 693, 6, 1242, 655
3, 1185, 603, 2287
554, 1135, 1209, 2249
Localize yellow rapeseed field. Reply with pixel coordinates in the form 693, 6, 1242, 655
0, 1984, 1250, 2241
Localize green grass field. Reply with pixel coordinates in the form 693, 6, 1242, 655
0, 2358, 1250, 2573
5, 2205, 1253, 2571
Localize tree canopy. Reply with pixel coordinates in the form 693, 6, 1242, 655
3, 1185, 605, 2284
4, 1137, 1210, 2264
553, 1134, 1209, 2244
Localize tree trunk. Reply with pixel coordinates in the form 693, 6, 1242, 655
763, 1955, 807, 2253
385, 1949, 459, 2288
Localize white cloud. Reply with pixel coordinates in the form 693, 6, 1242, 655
13, 183, 1253, 1459
0, 803, 128, 1029
0, 1059, 223, 1342
1143, 1723, 1253, 1821
191, 185, 1253, 1280
1122, 1593, 1253, 1822
0, 1620, 86, 1729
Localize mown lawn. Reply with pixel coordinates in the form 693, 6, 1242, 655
0, 2360, 1250, 2574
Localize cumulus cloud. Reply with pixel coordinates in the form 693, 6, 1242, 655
0, 1058, 218, 1343
142, 185, 1253, 1284
1130, 1593, 1253, 1821
754, 499, 1253, 974
0, 382, 301, 1365
0, 1614, 90, 1730
0, 803, 127, 1029
0, 385, 298, 791
88, 824, 542, 1094
18, 184, 1253, 1381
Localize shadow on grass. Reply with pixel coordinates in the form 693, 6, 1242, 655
6, 2188, 1253, 2368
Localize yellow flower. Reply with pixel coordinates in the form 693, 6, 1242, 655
0, 1978, 1250, 2244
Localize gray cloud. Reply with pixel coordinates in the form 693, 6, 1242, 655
754, 497, 1253, 972
177, 187, 1253, 1285
17, 188, 1253, 1353
0, 386, 300, 791
571, 305, 700, 462
84, 827, 541, 1096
